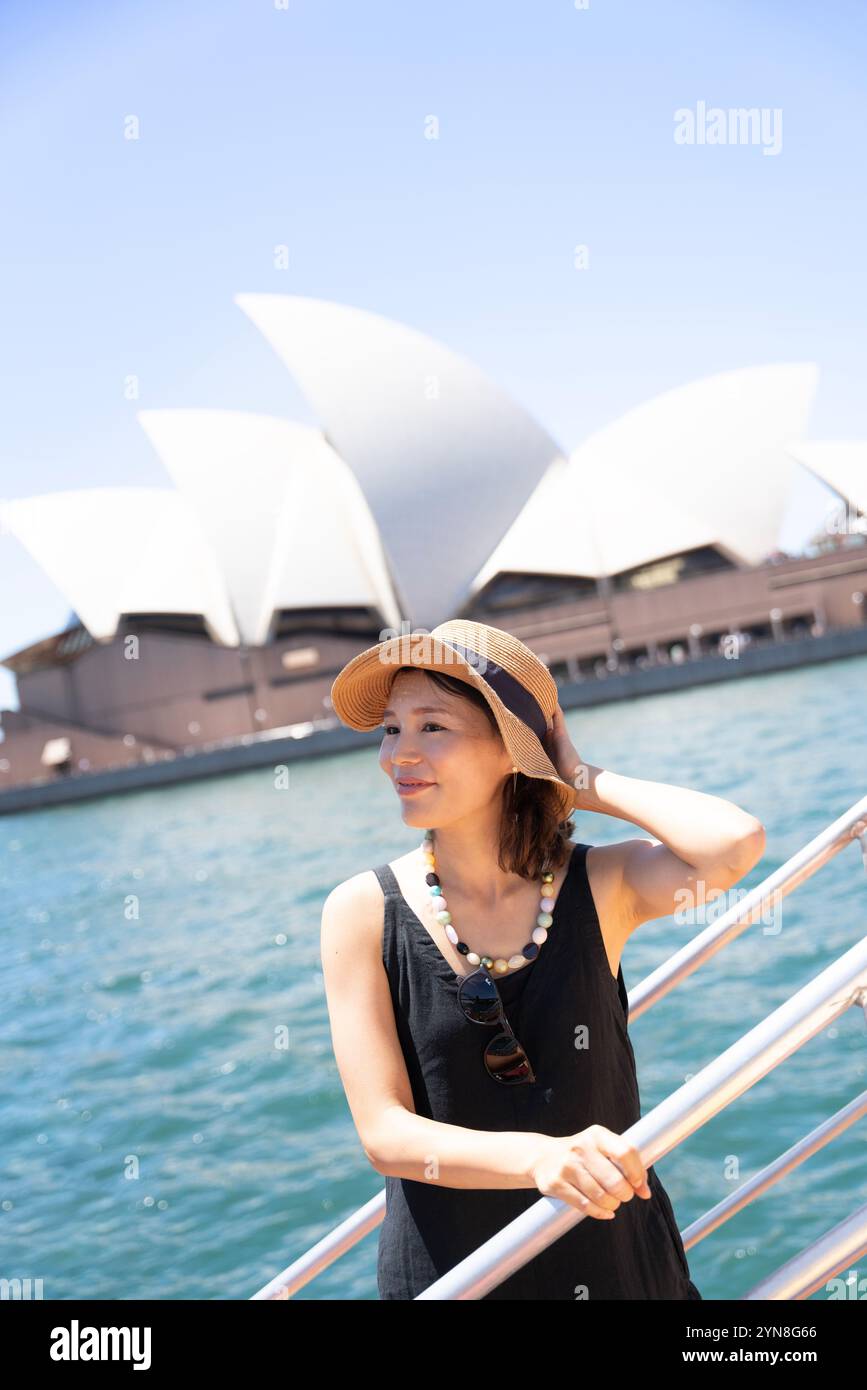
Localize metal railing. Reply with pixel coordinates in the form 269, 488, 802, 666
251, 793, 867, 1300
743, 1203, 867, 1300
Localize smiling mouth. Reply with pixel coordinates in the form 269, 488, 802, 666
395, 779, 435, 789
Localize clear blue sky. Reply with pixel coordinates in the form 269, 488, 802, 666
1, 0, 865, 713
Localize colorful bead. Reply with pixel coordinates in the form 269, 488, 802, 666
420, 830, 558, 975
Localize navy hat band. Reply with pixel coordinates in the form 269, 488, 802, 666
443, 640, 548, 741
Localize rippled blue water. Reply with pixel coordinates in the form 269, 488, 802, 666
2, 655, 865, 1300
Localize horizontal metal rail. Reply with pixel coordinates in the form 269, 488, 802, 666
250, 795, 867, 1300
743, 1201, 867, 1300
681, 1090, 867, 1251
249, 1192, 385, 1301
629, 793, 867, 1021
415, 944, 867, 1297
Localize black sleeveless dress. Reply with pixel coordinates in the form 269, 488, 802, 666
372, 841, 703, 1300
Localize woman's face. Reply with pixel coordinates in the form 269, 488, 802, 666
378, 669, 513, 830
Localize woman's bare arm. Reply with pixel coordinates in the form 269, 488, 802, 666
579, 764, 765, 928
319, 871, 553, 1189
542, 705, 766, 929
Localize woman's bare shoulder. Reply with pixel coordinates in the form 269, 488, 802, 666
320, 865, 390, 950
585, 841, 646, 976
323, 864, 387, 909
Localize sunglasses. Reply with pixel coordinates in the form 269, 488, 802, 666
457, 968, 536, 1084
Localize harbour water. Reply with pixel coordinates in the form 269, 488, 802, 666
2, 654, 865, 1300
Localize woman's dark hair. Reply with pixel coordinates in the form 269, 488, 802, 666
394, 667, 575, 879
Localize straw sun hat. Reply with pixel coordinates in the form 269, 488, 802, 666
329, 619, 582, 821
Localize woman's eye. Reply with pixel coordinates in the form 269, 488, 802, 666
382, 723, 444, 735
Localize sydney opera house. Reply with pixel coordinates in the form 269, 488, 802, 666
1, 294, 866, 809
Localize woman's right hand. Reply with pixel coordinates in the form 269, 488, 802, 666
529, 1126, 652, 1219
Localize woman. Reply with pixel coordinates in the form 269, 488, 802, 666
320, 620, 765, 1299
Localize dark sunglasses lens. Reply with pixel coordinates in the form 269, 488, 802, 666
484, 1031, 536, 1084
458, 971, 500, 1023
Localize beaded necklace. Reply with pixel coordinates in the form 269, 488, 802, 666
420, 829, 555, 975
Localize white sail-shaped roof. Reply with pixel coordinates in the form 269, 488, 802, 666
470, 363, 818, 593
234, 293, 567, 628
1, 295, 829, 665
137, 409, 403, 644
786, 442, 867, 517
471, 454, 723, 592
2, 488, 239, 645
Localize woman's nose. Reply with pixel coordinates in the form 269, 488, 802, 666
390, 734, 423, 759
